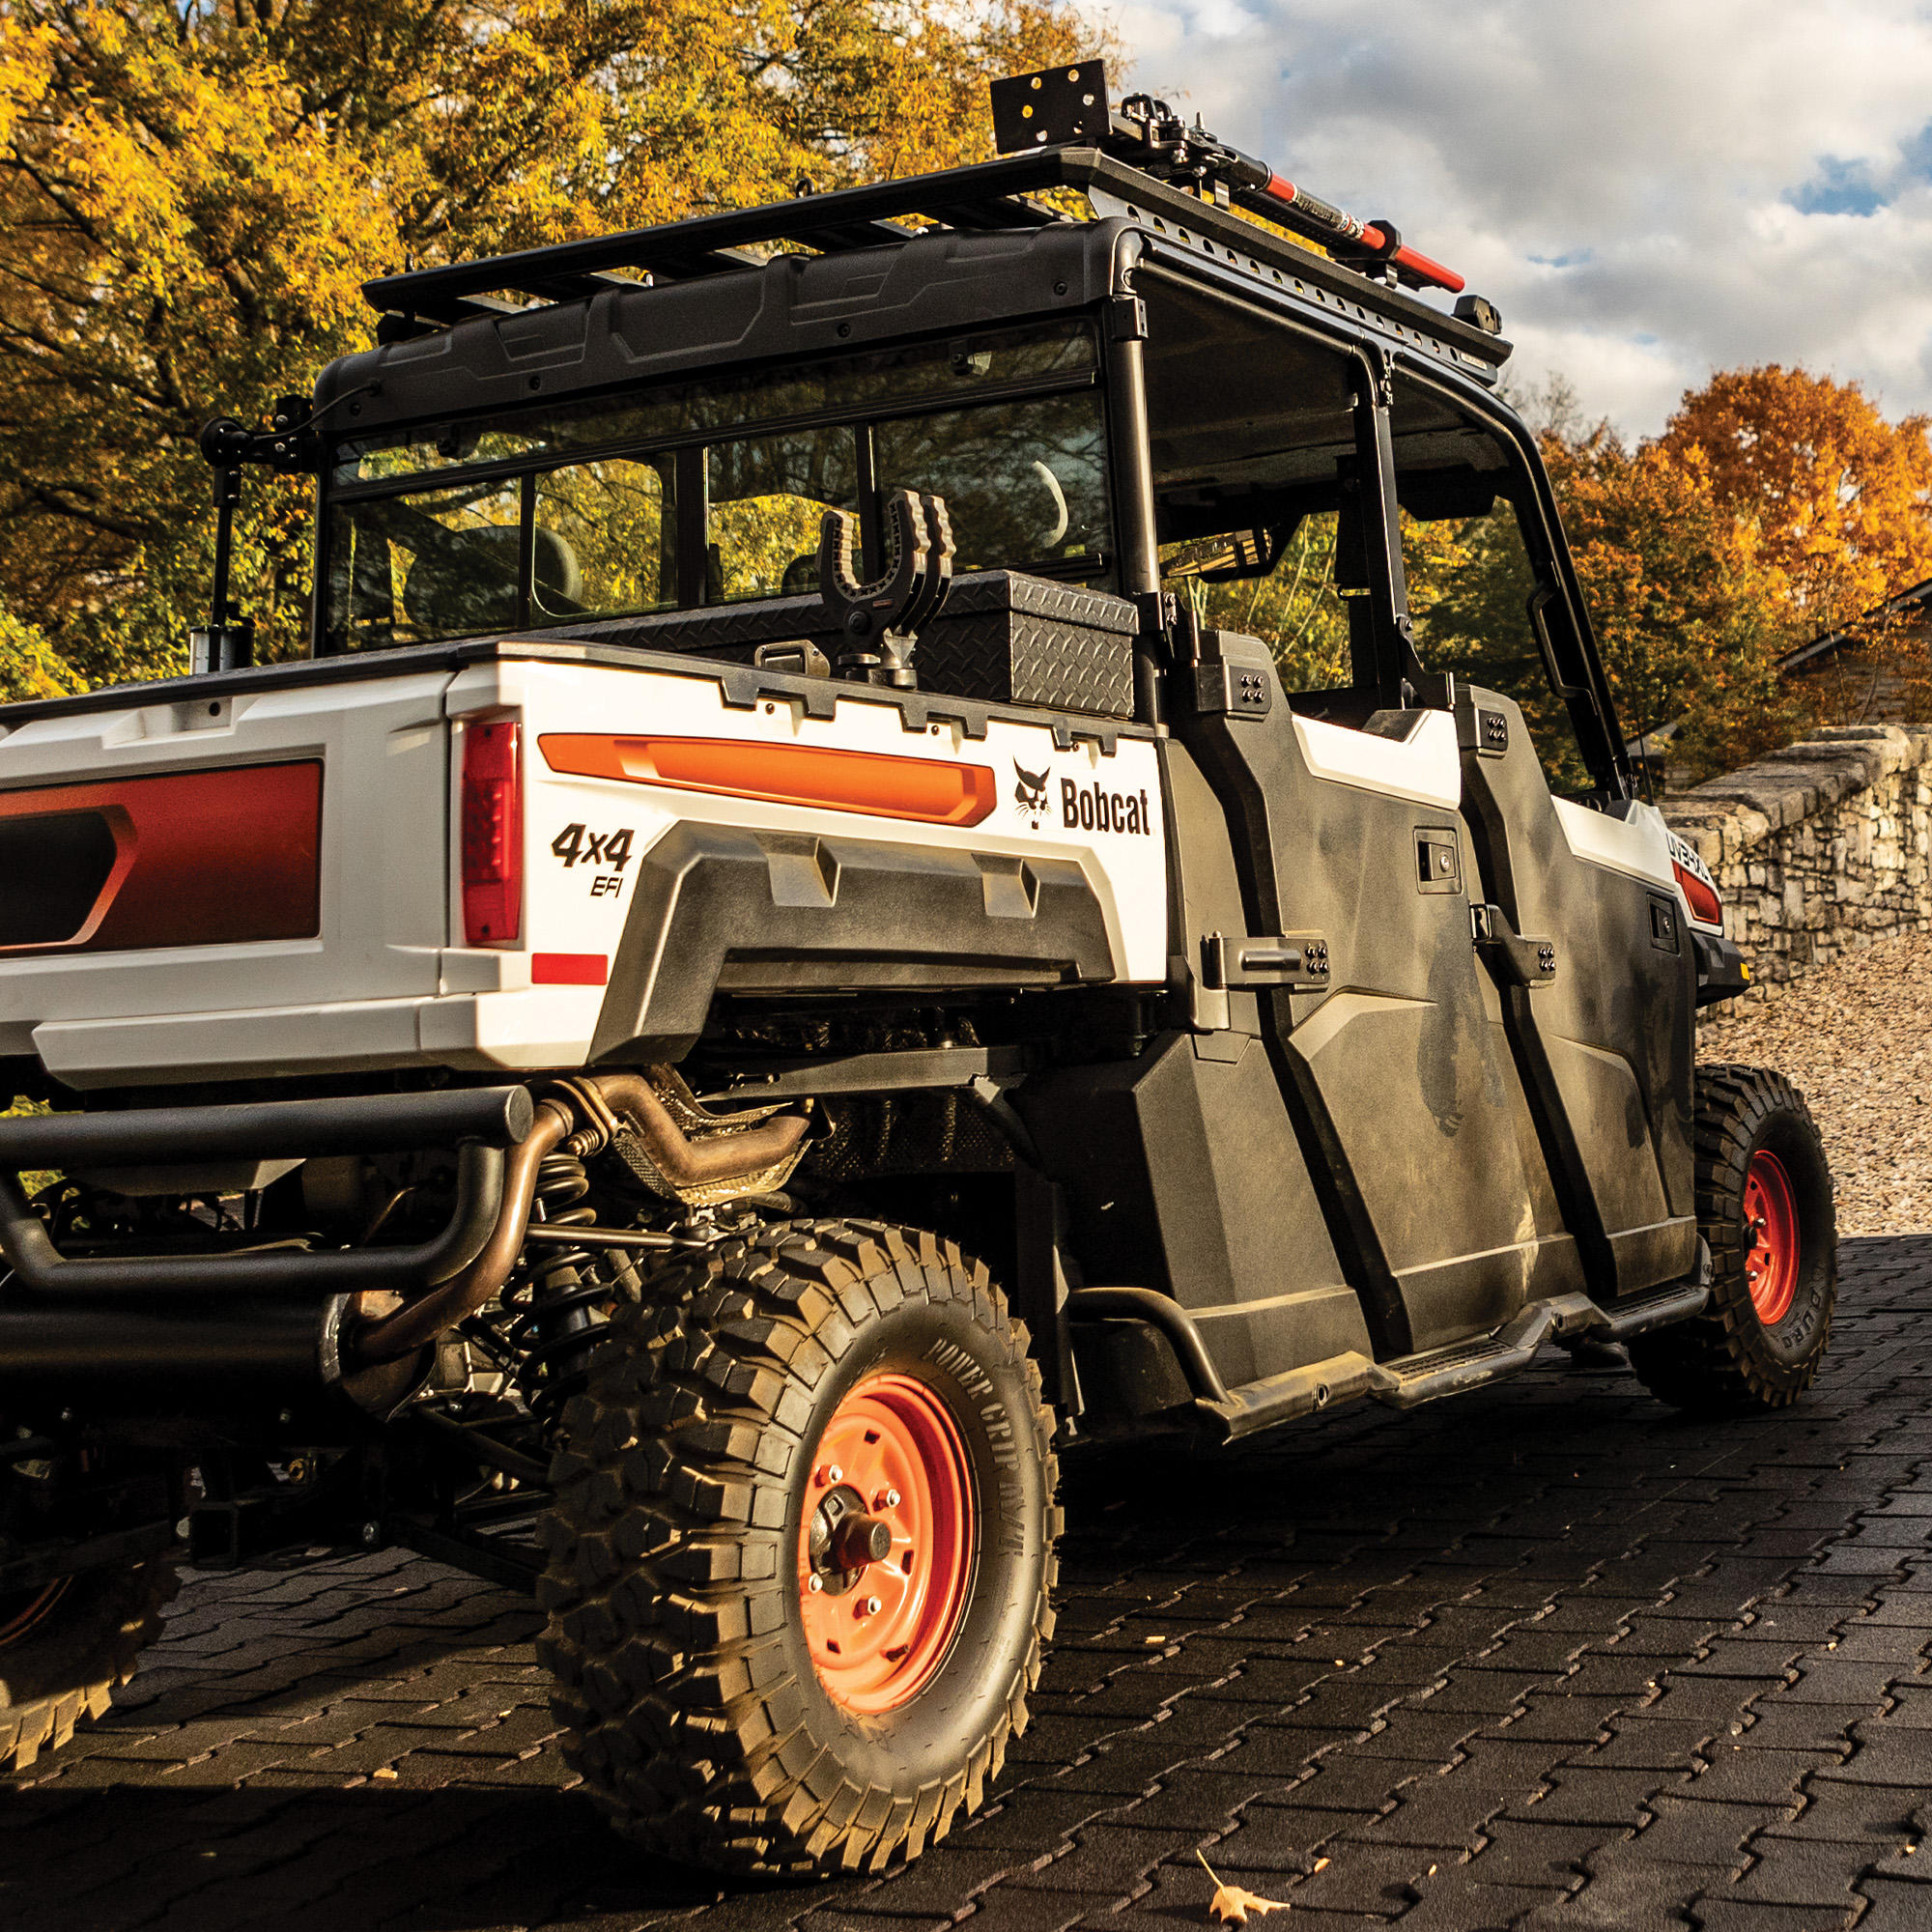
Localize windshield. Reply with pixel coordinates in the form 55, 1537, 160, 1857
320, 321, 1110, 651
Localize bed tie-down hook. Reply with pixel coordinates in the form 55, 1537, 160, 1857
818, 489, 954, 688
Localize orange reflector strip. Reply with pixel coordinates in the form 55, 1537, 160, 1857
539, 735, 997, 828
532, 952, 609, 985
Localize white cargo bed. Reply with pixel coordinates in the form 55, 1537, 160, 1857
0, 643, 1169, 1088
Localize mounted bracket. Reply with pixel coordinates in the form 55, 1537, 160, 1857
818, 489, 955, 689
1201, 930, 1332, 990
1472, 904, 1557, 987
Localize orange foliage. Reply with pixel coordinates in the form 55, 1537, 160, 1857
1660, 364, 1932, 628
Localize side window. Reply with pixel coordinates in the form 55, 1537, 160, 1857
326, 478, 523, 650
533, 458, 674, 621
1397, 468, 1596, 795
707, 428, 861, 602
1161, 515, 1351, 696
876, 393, 1112, 579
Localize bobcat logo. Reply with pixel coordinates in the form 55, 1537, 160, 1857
1012, 759, 1051, 829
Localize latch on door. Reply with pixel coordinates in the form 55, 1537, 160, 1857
1416, 829, 1461, 895
1202, 930, 1332, 989
1471, 904, 1557, 986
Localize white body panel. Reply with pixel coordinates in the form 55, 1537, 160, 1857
1293, 708, 1461, 810
1550, 796, 1674, 893
1552, 796, 1720, 934
0, 655, 1167, 1085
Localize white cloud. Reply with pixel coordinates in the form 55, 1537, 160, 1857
1106, 0, 1932, 434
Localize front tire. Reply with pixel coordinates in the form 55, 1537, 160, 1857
1631, 1065, 1836, 1412
538, 1220, 1059, 1876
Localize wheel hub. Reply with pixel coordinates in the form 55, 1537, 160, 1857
797, 1373, 975, 1716
1743, 1148, 1800, 1327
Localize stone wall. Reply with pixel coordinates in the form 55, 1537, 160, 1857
1663, 724, 1932, 996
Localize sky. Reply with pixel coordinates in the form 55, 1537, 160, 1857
1109, 0, 1932, 438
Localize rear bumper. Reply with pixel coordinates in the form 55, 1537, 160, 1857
25, 985, 608, 1087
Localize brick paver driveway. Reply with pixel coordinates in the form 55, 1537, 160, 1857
5, 1236, 1930, 1932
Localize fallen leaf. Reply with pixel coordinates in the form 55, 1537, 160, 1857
1209, 1883, 1289, 1924
1199, 1851, 1290, 1923
1146, 1634, 1167, 1645
1312, 1858, 1329, 1872
371, 1767, 399, 1781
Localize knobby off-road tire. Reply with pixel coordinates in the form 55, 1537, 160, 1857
538, 1220, 1060, 1876
1631, 1064, 1836, 1412
0, 1557, 178, 1773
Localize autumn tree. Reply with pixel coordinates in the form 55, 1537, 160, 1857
0, 0, 1096, 688
1659, 365, 1932, 723
1660, 365, 1932, 625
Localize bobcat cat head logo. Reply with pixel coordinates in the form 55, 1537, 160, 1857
1012, 759, 1051, 828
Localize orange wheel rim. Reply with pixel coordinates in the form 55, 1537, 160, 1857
797, 1373, 975, 1716
1744, 1149, 1800, 1326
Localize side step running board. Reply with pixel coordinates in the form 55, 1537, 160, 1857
1067, 1261, 1710, 1441
1365, 1273, 1710, 1411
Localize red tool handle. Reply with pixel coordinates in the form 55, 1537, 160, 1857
1255, 172, 1464, 296
1362, 225, 1465, 297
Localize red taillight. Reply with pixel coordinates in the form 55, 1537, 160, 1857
1674, 861, 1722, 926
462, 720, 522, 946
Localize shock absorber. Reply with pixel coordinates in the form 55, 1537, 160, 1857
469, 1146, 625, 1427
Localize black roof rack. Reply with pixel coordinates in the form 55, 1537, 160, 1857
362, 153, 1060, 325
359, 146, 1507, 375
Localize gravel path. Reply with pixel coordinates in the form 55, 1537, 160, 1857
1699, 926, 1932, 1236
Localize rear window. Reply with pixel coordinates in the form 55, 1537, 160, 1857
321, 322, 1111, 651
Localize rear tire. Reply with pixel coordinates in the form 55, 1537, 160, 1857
1630, 1065, 1835, 1412
537, 1219, 1059, 1876
0, 1557, 178, 1773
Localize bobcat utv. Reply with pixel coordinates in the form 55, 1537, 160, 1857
0, 65, 1833, 1876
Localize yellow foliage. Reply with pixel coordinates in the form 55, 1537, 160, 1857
1660, 364, 1932, 631
0, 0, 1099, 681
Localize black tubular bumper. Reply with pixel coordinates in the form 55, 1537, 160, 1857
0, 1086, 531, 1299
0, 1085, 535, 1408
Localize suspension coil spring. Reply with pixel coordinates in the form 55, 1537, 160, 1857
463, 1151, 624, 1427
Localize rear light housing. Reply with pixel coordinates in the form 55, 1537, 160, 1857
462, 720, 522, 946
1673, 860, 1722, 927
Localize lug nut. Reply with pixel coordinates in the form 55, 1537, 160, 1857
857, 1596, 882, 1617
815, 1463, 842, 1488
807, 1575, 824, 1594
874, 1488, 901, 1510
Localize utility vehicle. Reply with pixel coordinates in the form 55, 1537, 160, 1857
0, 66, 1834, 1876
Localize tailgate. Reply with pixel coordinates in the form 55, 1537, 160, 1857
0, 668, 452, 1085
